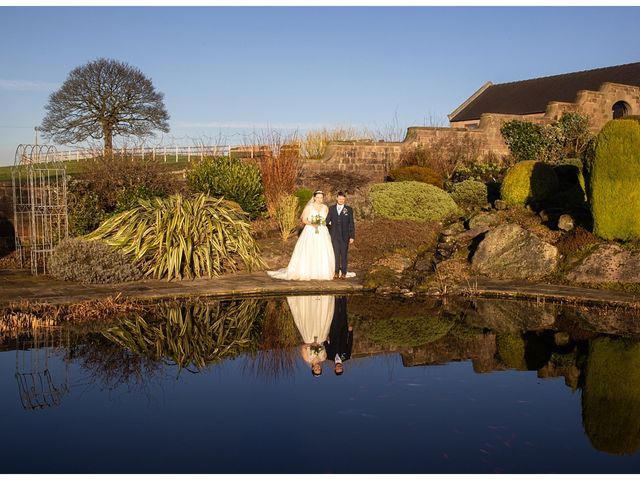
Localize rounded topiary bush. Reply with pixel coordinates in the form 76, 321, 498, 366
366, 315, 454, 347
450, 179, 488, 211
388, 165, 444, 189
587, 119, 640, 240
500, 160, 560, 206
369, 181, 461, 221
49, 237, 142, 284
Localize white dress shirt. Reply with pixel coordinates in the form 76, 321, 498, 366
337, 205, 344, 215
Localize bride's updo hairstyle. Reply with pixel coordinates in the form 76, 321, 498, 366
313, 190, 324, 197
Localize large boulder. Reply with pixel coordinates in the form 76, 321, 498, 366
567, 244, 640, 283
471, 223, 559, 280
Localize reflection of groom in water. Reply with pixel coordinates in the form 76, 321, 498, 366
324, 296, 353, 375
326, 191, 355, 279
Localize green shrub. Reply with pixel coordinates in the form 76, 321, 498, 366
450, 179, 488, 211
586, 119, 640, 240
500, 160, 560, 206
582, 336, 640, 454
48, 237, 142, 284
114, 184, 166, 213
369, 181, 461, 222
451, 161, 508, 184
501, 120, 548, 162
79, 156, 179, 213
501, 114, 593, 164
67, 180, 106, 236
388, 165, 444, 189
86, 193, 265, 280
294, 187, 313, 213
187, 157, 266, 219
366, 315, 454, 347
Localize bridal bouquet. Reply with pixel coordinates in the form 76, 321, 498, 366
310, 214, 325, 234
310, 343, 325, 355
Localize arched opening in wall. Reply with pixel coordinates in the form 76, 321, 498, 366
612, 101, 631, 119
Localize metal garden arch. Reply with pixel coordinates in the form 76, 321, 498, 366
12, 144, 68, 275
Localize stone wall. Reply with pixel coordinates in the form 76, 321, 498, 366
302, 82, 640, 186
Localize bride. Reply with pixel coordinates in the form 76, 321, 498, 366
267, 190, 335, 281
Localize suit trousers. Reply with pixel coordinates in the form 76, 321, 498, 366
332, 237, 349, 274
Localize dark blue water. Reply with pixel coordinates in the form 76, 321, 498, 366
1, 295, 640, 473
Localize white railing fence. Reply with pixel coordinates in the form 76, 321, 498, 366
44, 144, 284, 164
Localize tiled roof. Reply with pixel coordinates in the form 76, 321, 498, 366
449, 62, 640, 123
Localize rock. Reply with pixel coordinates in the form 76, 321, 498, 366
554, 332, 571, 346
441, 223, 465, 237
466, 298, 558, 333
467, 212, 501, 231
471, 223, 559, 280
374, 250, 416, 273
494, 199, 507, 210
557, 214, 575, 232
539, 210, 549, 222
566, 244, 640, 283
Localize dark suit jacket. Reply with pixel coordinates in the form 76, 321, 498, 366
326, 204, 355, 242
324, 296, 352, 362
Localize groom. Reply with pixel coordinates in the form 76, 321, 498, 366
326, 191, 355, 279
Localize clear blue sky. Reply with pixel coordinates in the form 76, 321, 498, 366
1, 6, 639, 165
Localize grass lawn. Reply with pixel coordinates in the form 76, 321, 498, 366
0, 157, 195, 182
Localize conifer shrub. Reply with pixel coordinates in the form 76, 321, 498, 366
369, 181, 461, 222
388, 165, 444, 189
49, 237, 142, 284
500, 160, 560, 206
586, 119, 640, 240
450, 179, 488, 211
187, 156, 266, 219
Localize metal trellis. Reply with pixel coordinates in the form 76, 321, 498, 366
12, 144, 68, 275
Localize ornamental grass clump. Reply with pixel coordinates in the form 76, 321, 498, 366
49, 237, 142, 284
86, 193, 265, 281
103, 300, 264, 371
500, 160, 560, 206
274, 194, 299, 241
187, 156, 266, 218
586, 119, 640, 240
369, 181, 461, 222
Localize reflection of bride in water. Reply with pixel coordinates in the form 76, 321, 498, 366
286, 295, 335, 377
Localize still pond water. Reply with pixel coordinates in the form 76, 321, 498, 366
2, 293, 640, 473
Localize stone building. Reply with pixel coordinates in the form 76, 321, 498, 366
308, 62, 640, 184
448, 61, 640, 150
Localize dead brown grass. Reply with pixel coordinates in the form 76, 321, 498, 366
349, 219, 441, 270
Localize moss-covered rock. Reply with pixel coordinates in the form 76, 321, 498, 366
496, 332, 527, 370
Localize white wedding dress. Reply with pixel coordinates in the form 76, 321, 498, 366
267, 204, 335, 281
287, 295, 335, 364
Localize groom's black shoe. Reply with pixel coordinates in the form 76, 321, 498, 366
333, 273, 340, 280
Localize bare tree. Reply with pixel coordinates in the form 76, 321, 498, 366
40, 58, 170, 156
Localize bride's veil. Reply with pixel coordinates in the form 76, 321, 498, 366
301, 190, 324, 219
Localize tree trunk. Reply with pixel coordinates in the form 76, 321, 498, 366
103, 126, 113, 158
